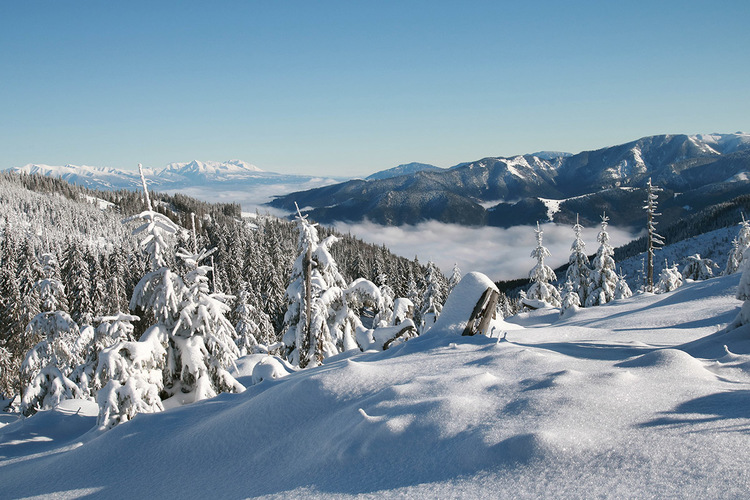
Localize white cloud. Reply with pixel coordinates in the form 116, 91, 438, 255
334, 220, 640, 281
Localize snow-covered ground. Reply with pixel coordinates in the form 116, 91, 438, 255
1, 273, 749, 498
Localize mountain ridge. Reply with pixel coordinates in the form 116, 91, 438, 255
268, 133, 750, 228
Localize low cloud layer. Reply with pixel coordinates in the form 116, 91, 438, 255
334, 220, 640, 282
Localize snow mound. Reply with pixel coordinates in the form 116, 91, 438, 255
616, 349, 713, 378
251, 356, 296, 384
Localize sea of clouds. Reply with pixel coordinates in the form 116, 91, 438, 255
334, 220, 640, 281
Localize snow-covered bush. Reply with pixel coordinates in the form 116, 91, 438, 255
73, 313, 138, 397
613, 271, 633, 300
251, 355, 295, 385
682, 254, 718, 281
655, 262, 683, 294
95, 325, 167, 428
560, 280, 581, 317
527, 223, 561, 307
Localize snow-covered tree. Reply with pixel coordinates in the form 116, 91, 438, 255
420, 260, 445, 333
63, 239, 93, 326
565, 215, 590, 305
20, 311, 84, 415
586, 214, 619, 307
233, 285, 276, 355
95, 164, 180, 426
95, 325, 166, 428
682, 254, 719, 281
729, 246, 750, 329
527, 222, 561, 307
373, 274, 395, 329
447, 263, 462, 295
126, 165, 183, 327
643, 178, 665, 292
613, 270, 633, 300
73, 312, 139, 397
170, 245, 243, 401
724, 215, 750, 275
35, 253, 66, 313
655, 261, 683, 294
282, 206, 347, 368
0, 346, 11, 400
560, 280, 581, 317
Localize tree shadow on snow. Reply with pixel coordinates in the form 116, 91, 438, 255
639, 389, 750, 433
509, 341, 653, 361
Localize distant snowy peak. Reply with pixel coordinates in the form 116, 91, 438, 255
366, 162, 442, 181
11, 163, 144, 190
162, 159, 264, 177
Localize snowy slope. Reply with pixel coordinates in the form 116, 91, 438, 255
2, 273, 749, 498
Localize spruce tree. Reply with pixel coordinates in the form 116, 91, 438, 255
282, 205, 346, 367
586, 213, 619, 307
527, 222, 561, 307
565, 214, 590, 305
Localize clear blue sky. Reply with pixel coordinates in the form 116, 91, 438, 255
1, 1, 748, 176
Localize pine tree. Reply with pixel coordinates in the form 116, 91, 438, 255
643, 178, 665, 292
527, 222, 561, 307
565, 214, 591, 305
586, 214, 619, 307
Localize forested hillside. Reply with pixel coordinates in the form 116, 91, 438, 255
0, 172, 471, 407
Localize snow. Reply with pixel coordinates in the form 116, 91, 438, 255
2, 273, 750, 498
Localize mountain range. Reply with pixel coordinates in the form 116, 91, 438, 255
269, 133, 750, 228
7, 159, 340, 193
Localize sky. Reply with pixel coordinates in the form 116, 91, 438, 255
1, 1, 749, 177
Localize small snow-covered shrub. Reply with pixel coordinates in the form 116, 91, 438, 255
682, 254, 718, 281
560, 280, 581, 317
251, 356, 295, 385
655, 263, 683, 294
